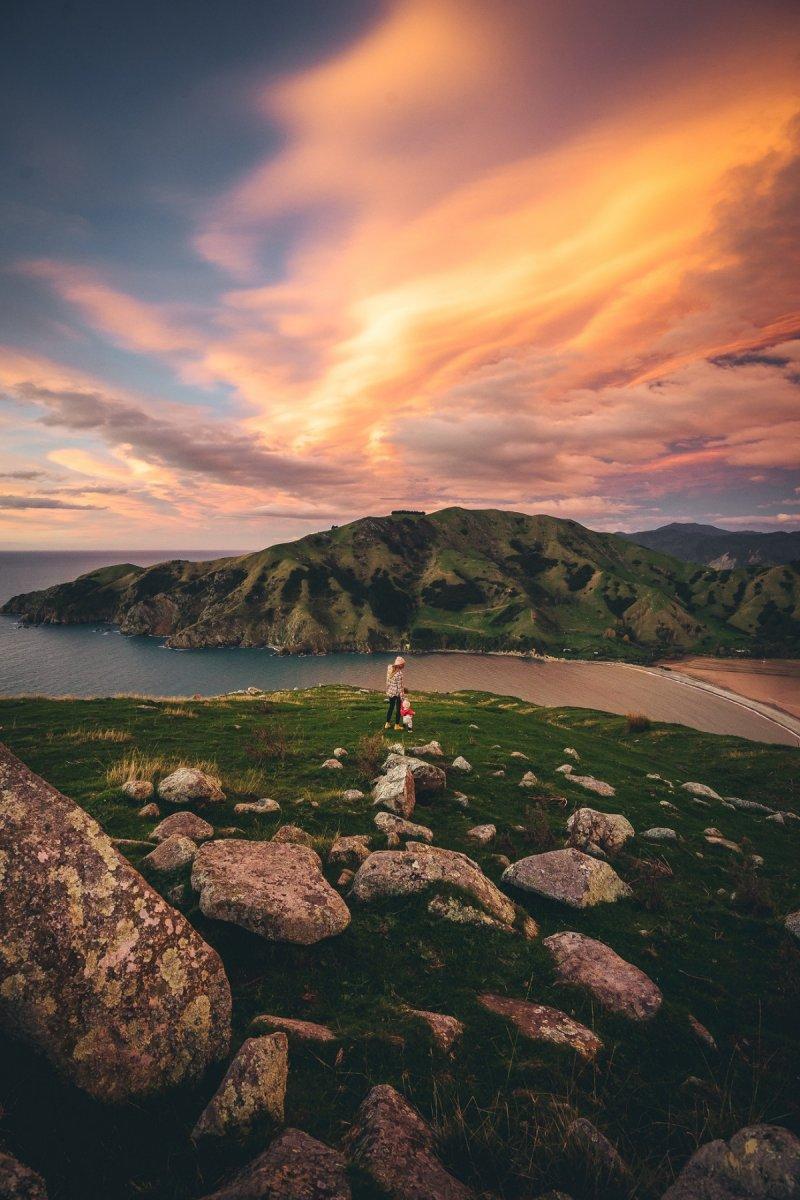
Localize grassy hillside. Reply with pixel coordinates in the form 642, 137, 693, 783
4, 508, 800, 659
0, 688, 799, 1199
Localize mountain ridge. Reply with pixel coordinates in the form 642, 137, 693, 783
4, 507, 799, 660
619, 521, 800, 569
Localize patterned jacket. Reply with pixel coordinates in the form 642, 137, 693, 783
385, 667, 405, 697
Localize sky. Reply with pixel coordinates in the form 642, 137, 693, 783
1, 0, 799, 550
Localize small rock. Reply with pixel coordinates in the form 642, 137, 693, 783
272, 824, 313, 846
469, 724, 479, 730
372, 764, 416, 818
767, 812, 786, 825
192, 1033, 288, 1141
564, 747, 580, 760
142, 835, 197, 876
406, 1008, 464, 1054
113, 838, 157, 851
137, 802, 160, 819
158, 767, 225, 807
451, 756, 472, 772
322, 758, 343, 770
151, 811, 214, 842
452, 792, 469, 808
564, 1118, 631, 1190
519, 771, 539, 788
198, 1128, 351, 1200
564, 773, 616, 797
250, 1014, 337, 1043
555, 764, 574, 775
328, 834, 372, 868
374, 811, 433, 843
489, 853, 511, 870
566, 808, 634, 856
688, 1014, 717, 1050
510, 751, 529, 759
725, 796, 775, 814
681, 781, 721, 800
503, 848, 632, 908
121, 779, 154, 802
785, 911, 800, 941
0, 1152, 48, 1200
544, 931, 662, 1020
333, 747, 348, 759
491, 769, 506, 777
410, 741, 444, 757
347, 1083, 474, 1199
466, 824, 496, 846
703, 828, 740, 853
427, 894, 533, 938
342, 789, 365, 802
642, 827, 678, 842
659, 800, 678, 811
234, 798, 281, 816
337, 869, 355, 888
661, 1124, 800, 1200
478, 994, 601, 1060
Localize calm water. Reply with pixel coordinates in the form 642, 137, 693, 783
1, 552, 798, 747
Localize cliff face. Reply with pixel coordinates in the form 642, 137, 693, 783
4, 508, 799, 657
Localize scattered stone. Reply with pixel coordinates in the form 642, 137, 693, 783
466, 824, 496, 846
0, 1151, 48, 1200
234, 798, 281, 817
564, 773, 616, 797
337, 869, 355, 888
151, 811, 214, 843
785, 911, 800, 941
510, 751, 529, 759
642, 827, 678, 842
564, 747, 580, 760
703, 828, 741, 853
564, 1118, 631, 1190
544, 931, 662, 1020
347, 1083, 475, 1199
342, 789, 365, 802
192, 1033, 288, 1142
661, 1124, 800, 1200
410, 741, 444, 757
406, 1008, 464, 1054
322, 758, 343, 770
333, 747, 348, 759
452, 793, 469, 808
519, 771, 539, 788
142, 834, 198, 876
566, 808, 634, 856
491, 769, 506, 777
478, 994, 601, 1060
157, 767, 225, 807
199, 1128, 351, 1200
272, 824, 313, 847
192, 839, 351, 944
352, 843, 516, 925
250, 1014, 337, 1043
328, 834, 372, 868
469, 724, 479, 730
681, 781, 721, 800
372, 764, 416, 818
137, 801, 160, 819
0, 742, 231, 1102
725, 796, 774, 814
659, 800, 678, 812
503, 848, 632, 908
384, 753, 447, 796
121, 779, 154, 802
451, 756, 472, 772
766, 812, 786, 826
688, 1014, 717, 1050
555, 764, 574, 775
374, 811, 433, 843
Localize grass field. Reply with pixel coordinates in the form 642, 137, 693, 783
1, 686, 799, 1199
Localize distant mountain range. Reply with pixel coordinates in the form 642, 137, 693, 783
4, 508, 799, 659
619, 522, 800, 569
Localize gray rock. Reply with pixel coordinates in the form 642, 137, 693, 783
451, 756, 472, 773
478, 994, 602, 1060
642, 827, 678, 842
0, 742, 231, 1103
192, 839, 350, 944
321, 758, 343, 770
151, 811, 213, 843
564, 773, 616, 797
681, 781, 721, 800
427, 895, 531, 937
333, 747, 348, 759
410, 741, 444, 757
199, 1128, 351, 1200
0, 1151, 48, 1200
342, 789, 365, 802
372, 765, 416, 818
564, 747, 580, 760
661, 1124, 800, 1199
192, 1033, 288, 1142
566, 808, 634, 855
544, 931, 662, 1020
157, 767, 225, 807
233, 798, 281, 816
503, 848, 632, 908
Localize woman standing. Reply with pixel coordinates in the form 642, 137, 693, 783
384, 656, 406, 730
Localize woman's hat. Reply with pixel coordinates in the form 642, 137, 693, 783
394, 655, 406, 666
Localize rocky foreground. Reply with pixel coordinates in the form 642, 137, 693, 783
0, 688, 798, 1198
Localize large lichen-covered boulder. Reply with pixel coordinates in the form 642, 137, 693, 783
191, 839, 351, 944
502, 848, 632, 908
0, 743, 231, 1103
0, 1151, 48, 1200
191, 1033, 288, 1142
350, 843, 516, 925
661, 1124, 800, 1199
544, 931, 663, 1020
200, 1128, 351, 1200
566, 808, 634, 856
383, 753, 446, 796
347, 1083, 475, 1199
157, 767, 225, 807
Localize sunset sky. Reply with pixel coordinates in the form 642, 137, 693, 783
2, 0, 799, 549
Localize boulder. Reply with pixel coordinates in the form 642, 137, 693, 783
785, 911, 800, 941
322, 758, 343, 770
565, 1118, 631, 1190
477, 994, 601, 1060
141, 835, 197, 877
0, 1151, 48, 1200
199, 1128, 351, 1200
0, 743, 231, 1103
157, 767, 225, 807
406, 1008, 464, 1054
566, 808, 634, 856
383, 753, 446, 796
372, 765, 416, 818
681, 781, 721, 800
519, 771, 539, 789
121, 779, 153, 802
347, 1083, 475, 1199
564, 773, 616, 797
451, 757, 472, 773
234, 798, 281, 816
374, 812, 434, 843
410, 741, 444, 757
192, 1033, 288, 1142
642, 827, 678, 842
272, 824, 313, 847
661, 1124, 800, 1200
466, 824, 496, 846
250, 1014, 337, 1043
151, 811, 213, 843
191, 839, 350, 944
351, 843, 516, 925
342, 789, 365, 802
503, 848, 632, 908
328, 834, 372, 868
544, 931, 662, 1020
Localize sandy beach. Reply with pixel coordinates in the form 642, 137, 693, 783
659, 657, 800, 721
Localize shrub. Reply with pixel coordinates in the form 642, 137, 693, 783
626, 712, 652, 733
354, 731, 386, 780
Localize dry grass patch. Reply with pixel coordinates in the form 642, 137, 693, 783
161, 706, 198, 718
49, 727, 132, 745
625, 712, 652, 733
226, 767, 267, 796
106, 750, 220, 787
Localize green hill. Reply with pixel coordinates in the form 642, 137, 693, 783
4, 508, 800, 659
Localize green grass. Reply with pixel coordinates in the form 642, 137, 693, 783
1, 687, 799, 1199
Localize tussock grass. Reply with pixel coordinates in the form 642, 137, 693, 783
160, 706, 198, 718
626, 712, 652, 732
48, 726, 132, 745
105, 750, 220, 787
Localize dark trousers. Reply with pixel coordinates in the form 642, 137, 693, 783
386, 695, 401, 724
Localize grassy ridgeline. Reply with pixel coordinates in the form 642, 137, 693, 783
1, 686, 799, 1199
